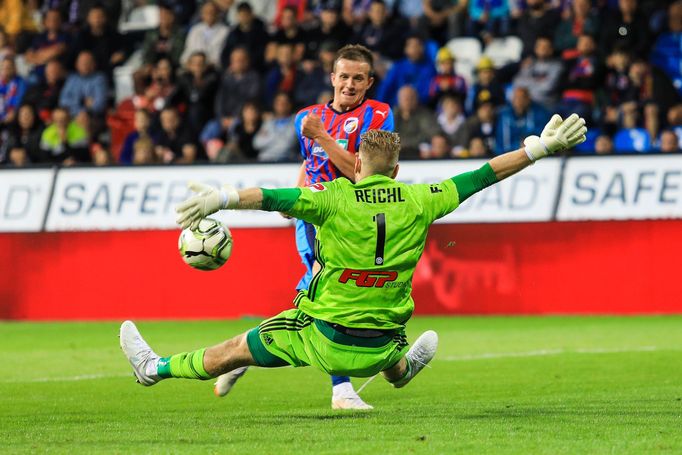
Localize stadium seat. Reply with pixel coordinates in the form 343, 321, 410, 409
118, 4, 159, 33
446, 38, 482, 86
113, 50, 143, 104
483, 37, 523, 68
613, 128, 652, 153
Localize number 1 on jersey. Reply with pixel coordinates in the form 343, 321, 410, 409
373, 213, 386, 265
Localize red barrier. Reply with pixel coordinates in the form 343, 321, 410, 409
1, 220, 681, 320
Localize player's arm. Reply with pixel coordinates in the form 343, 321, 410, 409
301, 113, 356, 180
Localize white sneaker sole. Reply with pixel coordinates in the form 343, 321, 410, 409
331, 397, 374, 410
213, 367, 248, 397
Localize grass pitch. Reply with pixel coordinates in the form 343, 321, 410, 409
2, 316, 682, 454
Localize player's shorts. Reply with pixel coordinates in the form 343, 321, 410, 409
294, 219, 316, 291
246, 307, 410, 377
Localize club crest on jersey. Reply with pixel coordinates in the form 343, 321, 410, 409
343, 117, 359, 134
309, 183, 326, 192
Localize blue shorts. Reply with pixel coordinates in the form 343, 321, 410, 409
295, 219, 316, 291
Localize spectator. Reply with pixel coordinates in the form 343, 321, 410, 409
386, 0, 424, 28
70, 4, 127, 80
467, 56, 506, 112
514, 36, 564, 109
264, 43, 299, 108
181, 1, 229, 67
39, 106, 89, 164
651, 1, 682, 93
23, 59, 66, 124
0, 0, 39, 45
393, 85, 440, 159
221, 2, 269, 72
516, 0, 561, 57
420, 132, 452, 159
377, 35, 437, 106
422, 0, 466, 45
119, 110, 156, 165
436, 95, 466, 146
600, 0, 650, 58
594, 134, 614, 154
341, 0, 374, 26
141, 3, 186, 68
453, 99, 497, 156
59, 50, 108, 119
24, 9, 69, 83
46, 0, 121, 32
215, 101, 262, 162
6, 146, 29, 166
132, 136, 158, 165
353, 0, 407, 61
4, 104, 44, 163
0, 29, 12, 62
428, 47, 467, 107
658, 130, 680, 152
177, 52, 220, 138
156, 107, 198, 164
559, 34, 602, 123
304, 2, 352, 60
628, 59, 680, 140
91, 142, 113, 166
467, 0, 512, 44
266, 6, 307, 63
136, 57, 179, 117
201, 47, 261, 146
495, 86, 549, 154
0, 57, 26, 126
293, 41, 335, 108
667, 104, 682, 149
253, 92, 297, 162
553, 0, 599, 58
612, 101, 652, 152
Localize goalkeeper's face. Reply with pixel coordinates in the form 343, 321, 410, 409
331, 59, 374, 111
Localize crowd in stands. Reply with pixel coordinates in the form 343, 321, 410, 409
0, 0, 681, 167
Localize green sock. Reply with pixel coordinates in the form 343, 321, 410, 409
157, 348, 212, 380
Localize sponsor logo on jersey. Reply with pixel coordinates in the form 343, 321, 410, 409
336, 138, 348, 150
343, 117, 359, 134
309, 183, 326, 192
338, 269, 398, 288
311, 145, 328, 157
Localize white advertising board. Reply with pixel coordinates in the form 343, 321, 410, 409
0, 168, 55, 232
557, 155, 682, 221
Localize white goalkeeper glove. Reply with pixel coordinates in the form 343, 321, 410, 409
524, 113, 588, 162
175, 181, 239, 230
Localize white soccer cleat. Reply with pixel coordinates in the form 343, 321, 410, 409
393, 330, 438, 389
213, 367, 248, 397
331, 382, 374, 410
119, 320, 162, 386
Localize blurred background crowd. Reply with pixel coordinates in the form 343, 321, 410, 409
0, 0, 680, 167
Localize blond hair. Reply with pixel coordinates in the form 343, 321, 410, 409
359, 130, 401, 176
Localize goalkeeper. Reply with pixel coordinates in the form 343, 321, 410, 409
120, 114, 586, 397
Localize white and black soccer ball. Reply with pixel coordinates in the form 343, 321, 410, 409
178, 218, 233, 271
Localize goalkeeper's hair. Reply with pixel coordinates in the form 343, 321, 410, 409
333, 44, 374, 75
359, 130, 401, 176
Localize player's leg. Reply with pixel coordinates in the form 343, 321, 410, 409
381, 331, 439, 388
119, 320, 257, 386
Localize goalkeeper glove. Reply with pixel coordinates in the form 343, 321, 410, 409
175, 181, 239, 230
524, 113, 587, 162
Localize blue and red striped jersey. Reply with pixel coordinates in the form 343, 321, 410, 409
294, 98, 394, 185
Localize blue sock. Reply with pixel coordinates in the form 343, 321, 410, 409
331, 375, 350, 386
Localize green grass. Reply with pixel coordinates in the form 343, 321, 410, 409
2, 316, 682, 454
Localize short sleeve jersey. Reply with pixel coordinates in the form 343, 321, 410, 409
286, 175, 460, 330
294, 99, 394, 184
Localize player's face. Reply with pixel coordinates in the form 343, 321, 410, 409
331, 59, 374, 110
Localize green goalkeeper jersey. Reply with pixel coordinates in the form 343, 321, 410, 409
261, 164, 497, 330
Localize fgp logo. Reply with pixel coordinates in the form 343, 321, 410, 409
339, 269, 398, 288
309, 183, 326, 192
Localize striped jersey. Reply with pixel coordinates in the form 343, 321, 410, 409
294, 99, 394, 185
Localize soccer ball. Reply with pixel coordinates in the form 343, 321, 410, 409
178, 218, 233, 271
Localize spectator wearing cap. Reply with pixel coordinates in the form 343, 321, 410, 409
0, 57, 26, 127
377, 35, 436, 107
181, 1, 229, 67
266, 6, 307, 64
515, 0, 561, 58
428, 47, 467, 107
352, 0, 408, 61
513, 36, 564, 109
221, 2, 269, 72
553, 0, 599, 59
393, 85, 440, 159
141, 3, 186, 67
303, 1, 352, 60
466, 56, 505, 113
495, 85, 549, 155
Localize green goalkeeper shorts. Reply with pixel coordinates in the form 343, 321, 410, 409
246, 308, 410, 377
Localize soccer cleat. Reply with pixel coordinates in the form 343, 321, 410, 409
331, 382, 374, 410
213, 367, 249, 397
392, 330, 438, 389
119, 320, 162, 386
